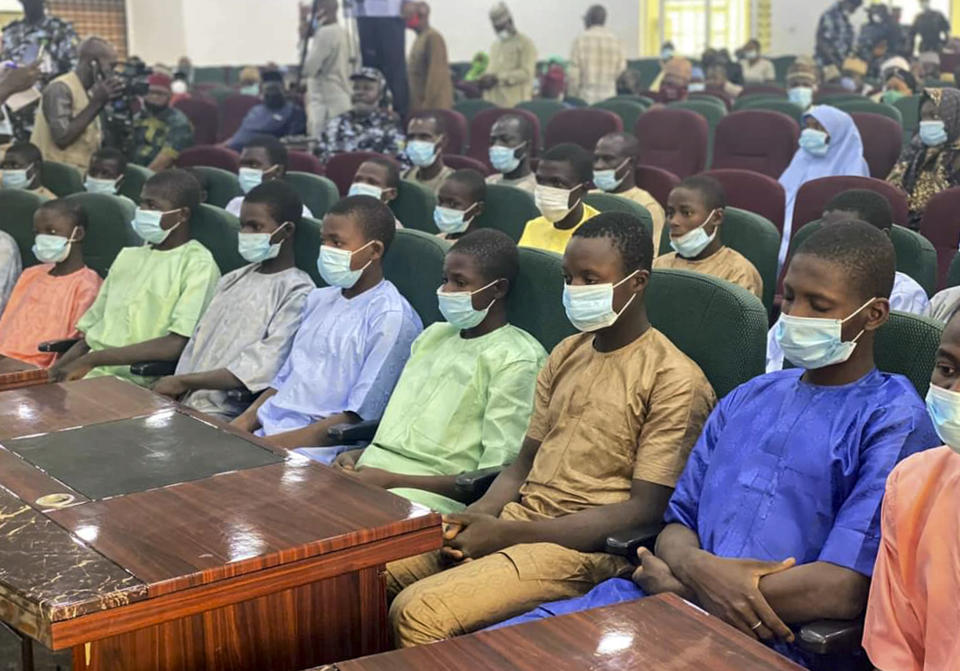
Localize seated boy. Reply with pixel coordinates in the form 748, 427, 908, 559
767, 189, 929, 371
49, 170, 221, 386
486, 114, 537, 194
402, 112, 453, 193
499, 221, 939, 671
434, 169, 486, 241
1, 142, 56, 199
0, 229, 21, 314
387, 212, 716, 647
335, 229, 547, 513
863, 310, 960, 671
0, 200, 102, 367
152, 181, 314, 422
518, 143, 599, 255
84, 147, 136, 209
231, 195, 423, 459
654, 175, 762, 299
227, 134, 314, 218
348, 157, 403, 229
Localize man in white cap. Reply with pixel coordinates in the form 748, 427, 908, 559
476, 3, 537, 108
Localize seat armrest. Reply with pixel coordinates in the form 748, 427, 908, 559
604, 523, 665, 560
797, 618, 864, 656
328, 420, 380, 443
129, 361, 177, 377
38, 338, 80, 354
454, 466, 503, 502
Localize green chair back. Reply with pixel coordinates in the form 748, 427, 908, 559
893, 94, 922, 147
719, 207, 781, 314
772, 56, 797, 85
947, 251, 960, 288
454, 99, 498, 123
626, 59, 662, 90
190, 203, 245, 274
294, 216, 324, 287
475, 184, 539, 242
284, 172, 339, 220
564, 96, 588, 108
516, 100, 567, 142
0, 190, 46, 267
383, 229, 448, 327
206, 86, 238, 105
647, 269, 768, 398
613, 94, 655, 107
816, 93, 865, 105
668, 100, 726, 166
876, 311, 943, 397
189, 166, 242, 208
733, 97, 805, 125
62, 193, 139, 277
119, 164, 153, 204
391, 179, 438, 233
583, 192, 653, 239
592, 99, 648, 134
792, 221, 938, 296
833, 99, 903, 125
733, 94, 784, 110
40, 161, 84, 197
509, 248, 576, 352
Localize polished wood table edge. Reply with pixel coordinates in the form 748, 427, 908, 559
48, 522, 441, 649
0, 368, 48, 392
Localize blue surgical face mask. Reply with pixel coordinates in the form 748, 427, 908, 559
688, 82, 706, 93
317, 240, 375, 289
670, 209, 718, 259
799, 128, 830, 157
241, 84, 260, 96
434, 204, 477, 235
2, 164, 34, 190
926, 385, 960, 453
238, 222, 288, 263
787, 86, 813, 109
437, 280, 499, 330
32, 228, 77, 264
919, 120, 948, 147
405, 140, 438, 167
132, 207, 180, 245
840, 76, 857, 91
562, 270, 639, 332
85, 175, 119, 195
774, 298, 875, 370
349, 182, 388, 201
489, 144, 524, 174
593, 159, 629, 193
239, 166, 277, 194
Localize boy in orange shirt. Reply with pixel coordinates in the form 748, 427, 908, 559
0, 200, 102, 367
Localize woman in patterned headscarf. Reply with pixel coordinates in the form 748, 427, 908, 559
888, 87, 960, 229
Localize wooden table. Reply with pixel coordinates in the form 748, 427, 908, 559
0, 356, 47, 392
0, 377, 442, 671
317, 594, 805, 671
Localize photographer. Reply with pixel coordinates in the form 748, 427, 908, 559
130, 73, 194, 171
30, 37, 122, 171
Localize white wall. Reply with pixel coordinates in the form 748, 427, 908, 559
127, 0, 187, 65
768, 0, 835, 57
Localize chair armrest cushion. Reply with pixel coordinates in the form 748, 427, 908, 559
38, 338, 80, 354
328, 420, 380, 443
797, 618, 865, 656
454, 466, 503, 502
129, 361, 177, 377
605, 523, 666, 560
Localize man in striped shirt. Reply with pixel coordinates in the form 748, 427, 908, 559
567, 5, 627, 105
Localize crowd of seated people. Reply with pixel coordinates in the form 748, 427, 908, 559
6, 0, 960, 668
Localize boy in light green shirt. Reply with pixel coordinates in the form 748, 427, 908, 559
50, 170, 220, 386
335, 229, 547, 513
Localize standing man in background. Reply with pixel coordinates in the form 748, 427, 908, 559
353, 0, 410, 118
302, 0, 352, 139
131, 73, 196, 172
478, 3, 537, 108
815, 0, 862, 73
911, 0, 950, 54
405, 2, 453, 112
567, 5, 626, 105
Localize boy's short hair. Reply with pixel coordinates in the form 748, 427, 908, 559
329, 195, 396, 253
677, 175, 726, 211
497, 113, 535, 143
540, 143, 593, 184
823, 189, 893, 231
409, 111, 447, 135
244, 180, 304, 226
573, 211, 654, 273
243, 134, 289, 169
91, 147, 128, 173
363, 157, 400, 189
5, 141, 42, 165
795, 219, 895, 301
449, 229, 518, 288
37, 198, 88, 230
145, 169, 202, 211
446, 169, 486, 203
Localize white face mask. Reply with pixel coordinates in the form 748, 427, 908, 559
171, 80, 189, 95
349, 182, 386, 201
535, 184, 582, 224
437, 280, 499, 330
317, 240, 375, 289
670, 209, 718, 259
774, 298, 876, 370
562, 270, 639, 332
926, 385, 960, 453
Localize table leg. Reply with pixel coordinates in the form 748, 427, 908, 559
0, 619, 35, 671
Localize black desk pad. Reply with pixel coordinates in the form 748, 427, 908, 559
5, 411, 283, 500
